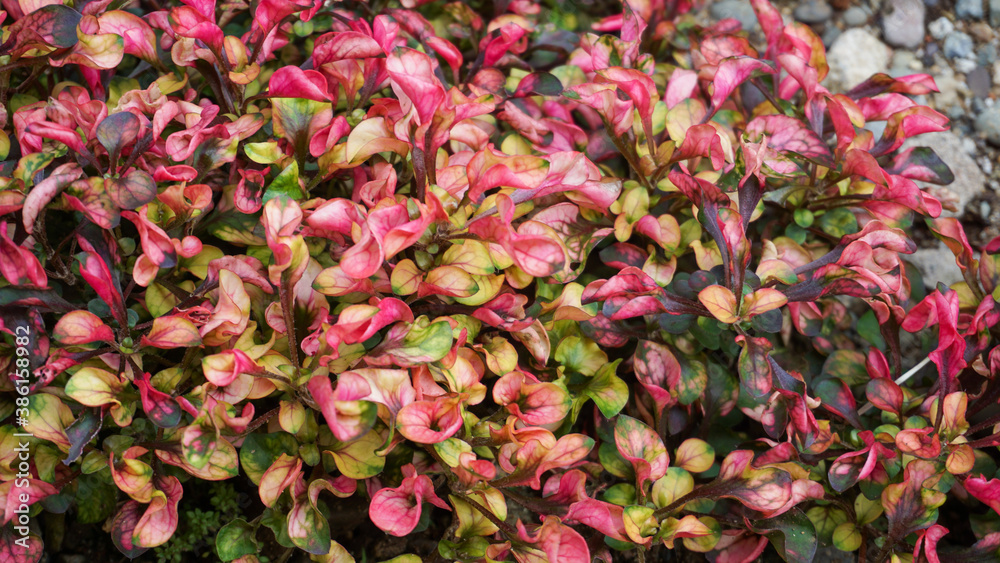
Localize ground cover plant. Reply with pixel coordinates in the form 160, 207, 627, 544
0, 0, 999, 561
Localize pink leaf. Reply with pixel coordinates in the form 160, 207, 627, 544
396, 394, 465, 444
268, 66, 332, 102
710, 57, 776, 113
369, 464, 450, 536
614, 415, 669, 488
53, 310, 114, 345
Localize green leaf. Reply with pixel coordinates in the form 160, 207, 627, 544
806, 506, 848, 544
576, 360, 628, 419
326, 430, 386, 479
677, 357, 708, 405
817, 208, 858, 238
263, 161, 303, 203
216, 519, 258, 561
76, 474, 117, 524
554, 335, 608, 376
832, 521, 861, 552
239, 433, 299, 485
749, 509, 818, 563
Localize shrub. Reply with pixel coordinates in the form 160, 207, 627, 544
1, 0, 998, 561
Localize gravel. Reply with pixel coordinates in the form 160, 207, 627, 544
794, 0, 833, 23
882, 0, 926, 48
956, 0, 986, 19
826, 29, 892, 90
843, 6, 868, 26
709, 0, 760, 32
943, 31, 975, 58
976, 106, 1000, 145
928, 16, 954, 40
968, 66, 993, 97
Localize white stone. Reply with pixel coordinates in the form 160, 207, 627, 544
929, 16, 954, 40
882, 0, 926, 48
825, 29, 892, 91
908, 244, 965, 287
955, 57, 978, 73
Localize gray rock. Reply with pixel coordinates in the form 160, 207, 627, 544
903, 131, 988, 218
976, 105, 1000, 145
823, 25, 842, 47
882, 0, 926, 48
909, 244, 965, 286
794, 0, 833, 23
991, 0, 1000, 26
969, 66, 992, 97
843, 7, 868, 26
928, 16, 954, 40
956, 0, 985, 19
710, 0, 760, 32
978, 44, 998, 66
826, 29, 892, 90
943, 31, 975, 58
972, 97, 987, 114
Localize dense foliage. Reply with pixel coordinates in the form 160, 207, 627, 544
1, 0, 999, 561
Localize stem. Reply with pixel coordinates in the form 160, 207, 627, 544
968, 408, 1000, 435
278, 281, 301, 372
871, 540, 894, 563
133, 279, 219, 331
231, 407, 279, 440
966, 432, 1000, 449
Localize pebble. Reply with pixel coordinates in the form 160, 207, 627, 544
843, 6, 868, 26
978, 44, 998, 66
969, 22, 995, 42
826, 29, 892, 90
794, 0, 833, 24
955, 58, 978, 73
991, 0, 1000, 26
933, 65, 964, 110
923, 42, 940, 66
980, 156, 994, 175
943, 31, 975, 59
965, 66, 991, 98
709, 0, 760, 32
909, 244, 965, 286
928, 17, 954, 40
956, 0, 986, 19
976, 106, 1000, 145
890, 50, 921, 76
823, 26, 842, 48
882, 0, 926, 49
968, 66, 992, 97
994, 60, 1000, 85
